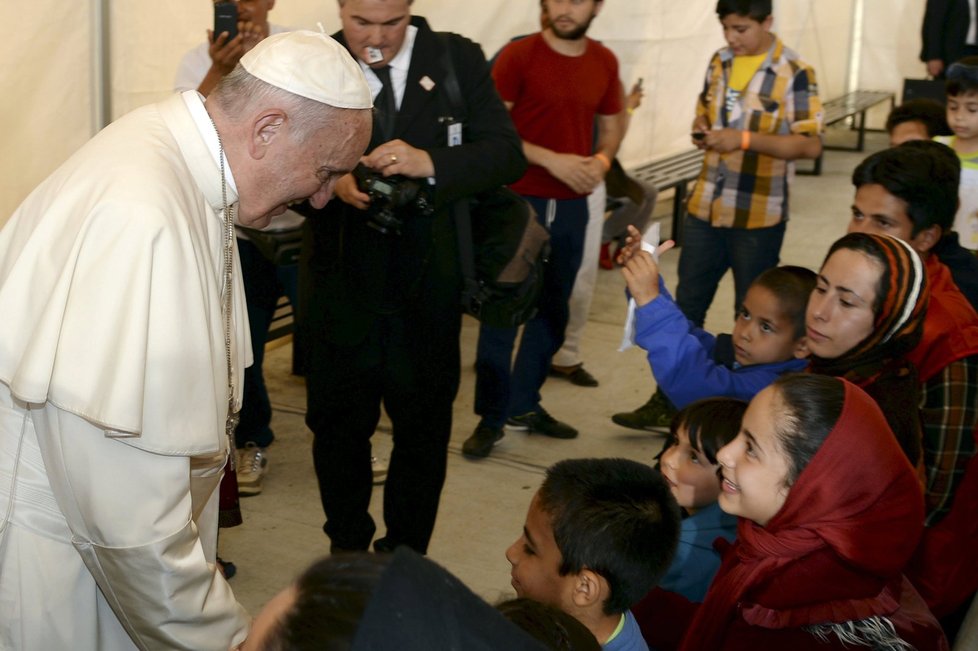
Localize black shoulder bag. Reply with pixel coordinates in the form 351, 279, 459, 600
439, 33, 550, 328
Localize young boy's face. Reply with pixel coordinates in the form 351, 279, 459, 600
732, 285, 805, 366
889, 120, 931, 147
720, 13, 773, 57
506, 492, 577, 610
947, 91, 978, 143
660, 425, 722, 511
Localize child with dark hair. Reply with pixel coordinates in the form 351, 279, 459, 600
635, 375, 948, 651
941, 56, 978, 251
612, 227, 813, 431
506, 458, 682, 650
675, 0, 822, 329
657, 398, 747, 602
885, 98, 951, 146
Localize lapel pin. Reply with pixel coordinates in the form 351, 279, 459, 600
419, 75, 435, 91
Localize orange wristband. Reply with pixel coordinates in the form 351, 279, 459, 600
594, 152, 612, 171
741, 130, 751, 151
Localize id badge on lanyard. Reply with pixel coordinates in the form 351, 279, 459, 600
441, 116, 462, 147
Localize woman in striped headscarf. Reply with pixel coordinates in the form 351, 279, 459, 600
805, 232, 929, 467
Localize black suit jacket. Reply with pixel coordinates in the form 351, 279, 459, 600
303, 17, 526, 343
922, 0, 973, 65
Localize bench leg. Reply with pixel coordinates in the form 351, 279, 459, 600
856, 109, 867, 151
672, 184, 687, 247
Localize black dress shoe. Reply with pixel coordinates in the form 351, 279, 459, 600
462, 424, 505, 459
373, 537, 399, 554
549, 363, 599, 387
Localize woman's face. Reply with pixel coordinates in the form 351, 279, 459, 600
805, 248, 881, 359
660, 425, 723, 511
716, 386, 792, 526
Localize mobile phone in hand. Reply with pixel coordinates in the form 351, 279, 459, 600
692, 131, 706, 141
213, 1, 238, 43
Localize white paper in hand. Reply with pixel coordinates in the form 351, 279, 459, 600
619, 222, 661, 352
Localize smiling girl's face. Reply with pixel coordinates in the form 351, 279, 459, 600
715, 386, 792, 527
660, 425, 723, 512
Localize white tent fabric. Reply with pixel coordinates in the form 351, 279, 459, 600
1, 0, 928, 226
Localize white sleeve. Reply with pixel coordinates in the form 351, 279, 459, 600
32, 403, 250, 651
174, 43, 211, 93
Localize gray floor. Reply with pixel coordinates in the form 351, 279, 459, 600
219, 128, 885, 614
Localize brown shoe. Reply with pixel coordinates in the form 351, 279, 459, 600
549, 363, 599, 387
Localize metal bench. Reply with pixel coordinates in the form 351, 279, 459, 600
808, 90, 896, 175
629, 149, 704, 245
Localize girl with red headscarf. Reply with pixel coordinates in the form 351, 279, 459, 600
635, 375, 947, 650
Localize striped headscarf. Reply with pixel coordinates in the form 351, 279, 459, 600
809, 232, 928, 378
808, 233, 929, 465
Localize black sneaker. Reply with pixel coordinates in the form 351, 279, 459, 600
462, 424, 505, 459
508, 409, 578, 439
611, 389, 676, 431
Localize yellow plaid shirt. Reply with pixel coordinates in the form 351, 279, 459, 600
687, 37, 823, 229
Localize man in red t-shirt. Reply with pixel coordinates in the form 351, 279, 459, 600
464, 0, 623, 458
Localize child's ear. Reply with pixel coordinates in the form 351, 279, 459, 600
570, 568, 610, 610
793, 336, 810, 359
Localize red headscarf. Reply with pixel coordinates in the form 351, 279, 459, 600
679, 379, 925, 651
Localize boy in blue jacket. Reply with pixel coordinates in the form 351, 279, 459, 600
619, 227, 813, 411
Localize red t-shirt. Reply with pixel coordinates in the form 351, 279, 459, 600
493, 33, 622, 199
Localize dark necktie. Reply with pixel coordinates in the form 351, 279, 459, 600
373, 66, 397, 141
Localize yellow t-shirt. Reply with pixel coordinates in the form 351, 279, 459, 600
729, 53, 766, 92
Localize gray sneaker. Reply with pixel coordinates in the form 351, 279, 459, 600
237, 443, 268, 496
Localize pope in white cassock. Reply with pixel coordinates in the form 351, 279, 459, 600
0, 32, 372, 650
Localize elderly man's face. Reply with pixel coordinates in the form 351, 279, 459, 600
339, 0, 412, 68
237, 108, 371, 228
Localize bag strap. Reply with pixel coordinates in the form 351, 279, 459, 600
438, 32, 482, 311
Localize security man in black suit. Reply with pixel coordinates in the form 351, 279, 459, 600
300, 0, 526, 554
922, 0, 978, 77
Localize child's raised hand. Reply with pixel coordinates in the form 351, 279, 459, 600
616, 225, 645, 265
621, 250, 661, 306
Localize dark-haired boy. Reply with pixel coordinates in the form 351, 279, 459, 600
847, 142, 978, 625
938, 57, 978, 252
676, 0, 822, 328
612, 227, 813, 431
885, 98, 952, 146
507, 458, 681, 650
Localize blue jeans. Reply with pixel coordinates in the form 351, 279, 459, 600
675, 215, 786, 327
475, 196, 589, 428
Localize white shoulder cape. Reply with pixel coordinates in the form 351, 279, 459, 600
0, 93, 250, 455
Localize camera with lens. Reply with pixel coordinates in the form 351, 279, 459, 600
353, 163, 433, 236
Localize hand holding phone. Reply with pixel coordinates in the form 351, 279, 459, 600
213, 1, 238, 43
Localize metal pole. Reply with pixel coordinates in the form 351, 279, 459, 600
847, 0, 864, 94
92, 0, 111, 134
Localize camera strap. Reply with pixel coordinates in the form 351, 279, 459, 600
437, 33, 483, 308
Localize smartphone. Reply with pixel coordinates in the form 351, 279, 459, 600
692, 131, 706, 141
636, 77, 644, 91
213, 1, 238, 43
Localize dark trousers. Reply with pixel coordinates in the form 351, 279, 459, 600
675, 215, 786, 327
304, 284, 462, 554
236, 238, 298, 449
474, 196, 589, 427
